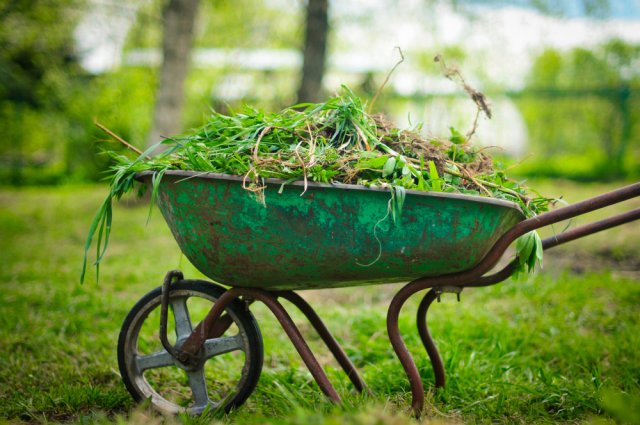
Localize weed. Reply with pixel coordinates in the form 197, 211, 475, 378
84, 87, 552, 281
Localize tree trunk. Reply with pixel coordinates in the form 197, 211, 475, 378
296, 0, 329, 104
147, 0, 200, 147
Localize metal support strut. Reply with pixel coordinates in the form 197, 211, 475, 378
416, 287, 462, 389
386, 182, 640, 416
277, 291, 368, 394
174, 286, 368, 403
159, 270, 188, 362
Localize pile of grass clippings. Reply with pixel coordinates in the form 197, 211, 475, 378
82, 86, 552, 283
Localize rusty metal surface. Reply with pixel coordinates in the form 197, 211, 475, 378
137, 170, 525, 290
387, 275, 462, 415
541, 208, 640, 250
470, 208, 640, 289
145, 180, 639, 415
386, 182, 640, 415
416, 290, 446, 389
178, 287, 342, 403
277, 291, 368, 393
406, 181, 640, 289
206, 314, 234, 339
159, 270, 187, 362
178, 288, 239, 358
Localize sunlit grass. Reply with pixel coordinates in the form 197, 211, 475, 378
0, 181, 638, 424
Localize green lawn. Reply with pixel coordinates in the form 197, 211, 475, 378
0, 180, 638, 424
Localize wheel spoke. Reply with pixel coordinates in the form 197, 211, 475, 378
120, 282, 263, 416
135, 350, 174, 371
171, 297, 192, 339
187, 368, 210, 408
203, 335, 244, 358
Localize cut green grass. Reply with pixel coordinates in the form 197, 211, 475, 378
0, 181, 638, 424
84, 87, 553, 282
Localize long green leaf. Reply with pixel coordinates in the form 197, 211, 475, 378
428, 160, 442, 192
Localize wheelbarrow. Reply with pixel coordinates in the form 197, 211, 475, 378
117, 170, 640, 415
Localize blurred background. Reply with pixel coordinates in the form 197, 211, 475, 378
1, 2, 640, 422
1, 0, 639, 185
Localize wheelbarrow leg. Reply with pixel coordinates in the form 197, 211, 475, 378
387, 284, 463, 415
247, 289, 342, 403
416, 289, 446, 389
180, 287, 342, 404
387, 285, 426, 416
278, 291, 368, 394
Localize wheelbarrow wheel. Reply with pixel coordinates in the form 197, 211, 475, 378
117, 280, 263, 415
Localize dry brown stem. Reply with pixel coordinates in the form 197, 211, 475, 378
94, 120, 146, 157
368, 47, 405, 114
253, 126, 272, 163
433, 54, 492, 142
458, 164, 492, 196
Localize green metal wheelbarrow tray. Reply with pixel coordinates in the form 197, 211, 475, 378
117, 170, 640, 415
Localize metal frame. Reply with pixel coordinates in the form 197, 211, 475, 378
157, 182, 640, 415
176, 287, 366, 402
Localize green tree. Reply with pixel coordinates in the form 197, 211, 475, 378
0, 0, 85, 183
519, 40, 639, 179
296, 0, 329, 103
0, 1, 159, 184
147, 0, 200, 147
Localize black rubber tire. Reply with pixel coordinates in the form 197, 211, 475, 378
117, 280, 263, 414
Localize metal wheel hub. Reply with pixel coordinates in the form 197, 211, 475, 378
172, 338, 206, 371
117, 280, 264, 415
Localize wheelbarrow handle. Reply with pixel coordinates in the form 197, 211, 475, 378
410, 181, 640, 287
466, 207, 640, 289
388, 181, 640, 416
482, 181, 640, 276
541, 207, 640, 250
515, 181, 640, 237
